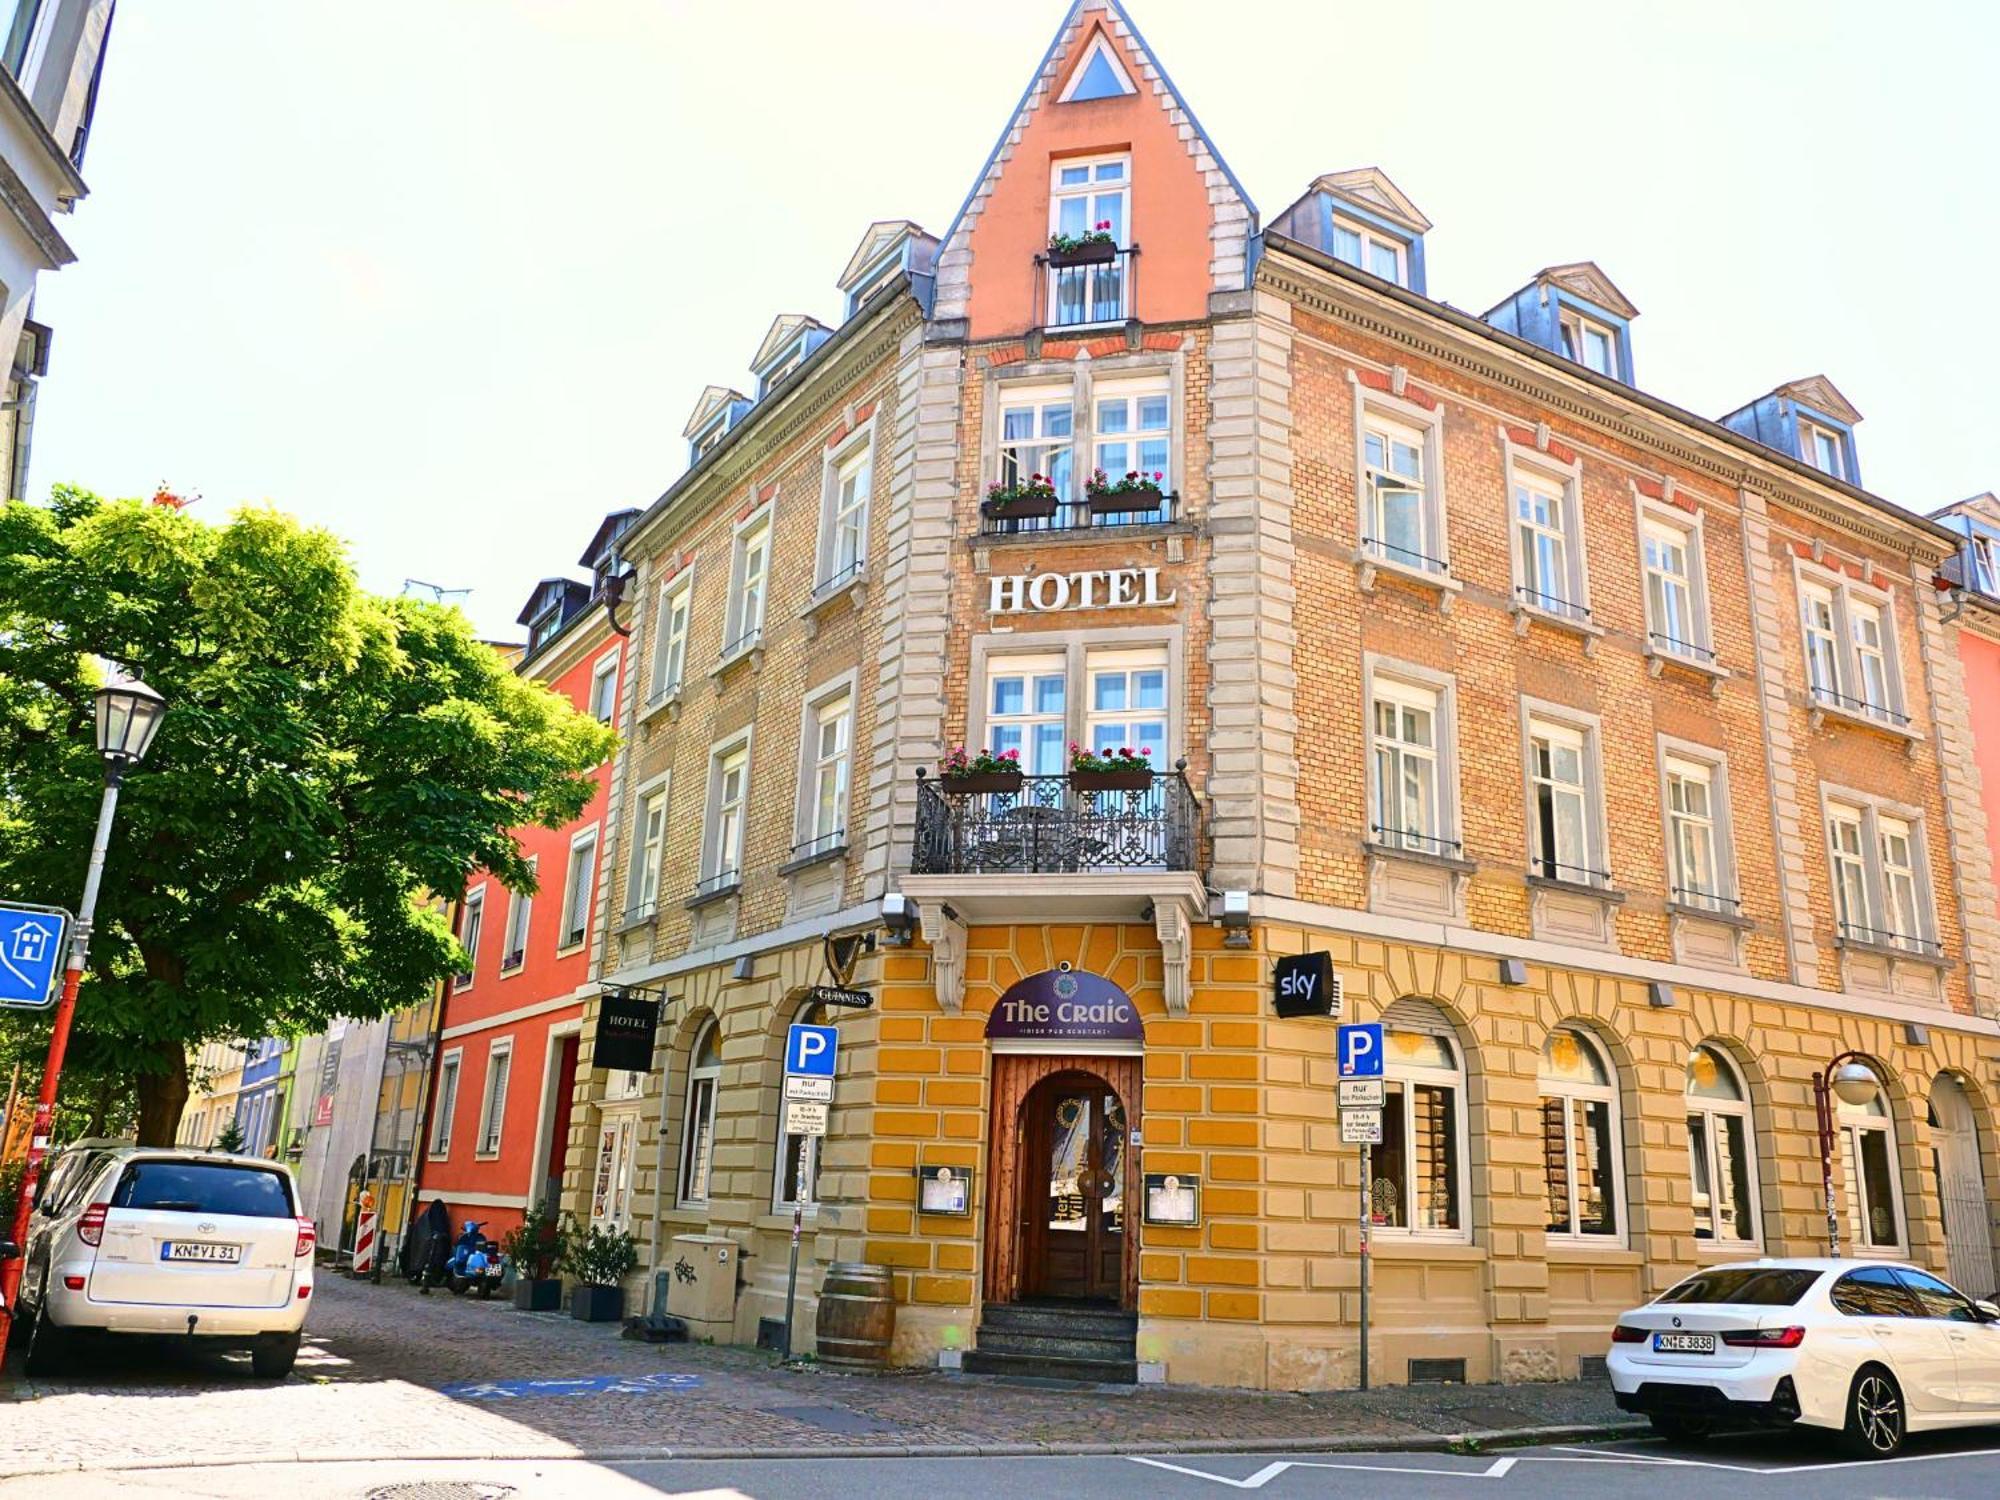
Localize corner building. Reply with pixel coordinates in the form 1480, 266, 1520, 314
573, 0, 2000, 1389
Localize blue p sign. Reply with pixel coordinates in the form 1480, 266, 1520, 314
1338, 1022, 1383, 1078
786, 1023, 838, 1077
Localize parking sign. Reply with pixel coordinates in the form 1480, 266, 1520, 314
786, 1023, 838, 1078
0, 901, 70, 1010
1338, 1022, 1383, 1078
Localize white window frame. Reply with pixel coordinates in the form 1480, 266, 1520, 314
588, 647, 620, 725
1685, 1044, 1761, 1250
1837, 1075, 1907, 1257
1634, 499, 1715, 666
557, 824, 599, 953
996, 381, 1077, 503
1801, 418, 1847, 480
1330, 213, 1408, 286
794, 677, 854, 858
1090, 375, 1173, 505
678, 1019, 722, 1206
724, 506, 772, 658
1351, 384, 1450, 581
1657, 740, 1737, 914
817, 427, 873, 589
475, 1037, 513, 1159
500, 859, 534, 973
649, 571, 693, 706
1522, 704, 1609, 888
1364, 660, 1460, 857
1538, 1028, 1626, 1246
1558, 307, 1618, 377
454, 886, 485, 990
1375, 1014, 1471, 1243
1821, 786, 1939, 955
984, 649, 1070, 776
625, 774, 669, 920
1082, 644, 1170, 765
1047, 153, 1131, 326
1504, 443, 1591, 624
429, 1047, 462, 1159
701, 734, 752, 890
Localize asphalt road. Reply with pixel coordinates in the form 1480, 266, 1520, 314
13, 1434, 2000, 1499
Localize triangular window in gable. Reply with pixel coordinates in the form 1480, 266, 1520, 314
1058, 31, 1136, 102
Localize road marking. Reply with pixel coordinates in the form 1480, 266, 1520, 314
1124, 1458, 1295, 1489
1125, 1454, 1520, 1487
1542, 1440, 2000, 1476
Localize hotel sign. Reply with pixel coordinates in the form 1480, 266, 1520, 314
989, 566, 1177, 615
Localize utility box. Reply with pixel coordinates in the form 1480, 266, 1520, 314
665, 1233, 737, 1341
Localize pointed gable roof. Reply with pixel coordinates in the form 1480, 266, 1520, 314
1057, 28, 1136, 101
577, 508, 641, 570
839, 220, 930, 288
1311, 167, 1431, 235
933, 0, 1256, 322
751, 312, 831, 374
1774, 374, 1862, 425
683, 384, 749, 439
1536, 261, 1638, 320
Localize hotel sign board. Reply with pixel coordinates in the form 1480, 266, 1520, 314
989, 566, 1177, 616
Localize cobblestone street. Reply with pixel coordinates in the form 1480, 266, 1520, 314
1, 1272, 1632, 1479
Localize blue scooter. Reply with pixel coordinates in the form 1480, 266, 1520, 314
446, 1219, 504, 1298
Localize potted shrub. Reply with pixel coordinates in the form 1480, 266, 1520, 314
1070, 741, 1154, 793
503, 1202, 566, 1312
559, 1215, 638, 1322
938, 745, 1024, 795
1085, 467, 1167, 519
979, 474, 1061, 523
1046, 221, 1118, 266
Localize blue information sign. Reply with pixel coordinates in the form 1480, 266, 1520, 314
1338, 1022, 1383, 1078
0, 902, 69, 1010
786, 1022, 838, 1078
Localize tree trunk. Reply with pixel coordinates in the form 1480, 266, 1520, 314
134, 1038, 189, 1145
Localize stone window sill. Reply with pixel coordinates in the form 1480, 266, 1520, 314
1525, 873, 1626, 905
1354, 549, 1461, 611
1645, 643, 1730, 695
639, 686, 684, 726
1363, 839, 1476, 875
800, 568, 868, 629
1808, 696, 1920, 746
684, 879, 742, 911
1510, 598, 1605, 652
1835, 933, 1947, 969
710, 636, 764, 682
1667, 900, 1755, 930
779, 842, 849, 876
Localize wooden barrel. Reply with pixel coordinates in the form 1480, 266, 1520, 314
814, 1261, 896, 1369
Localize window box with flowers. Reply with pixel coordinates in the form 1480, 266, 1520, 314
1085, 467, 1167, 520
980, 475, 1062, 523
940, 745, 1024, 795
1046, 221, 1118, 266
1070, 743, 1154, 793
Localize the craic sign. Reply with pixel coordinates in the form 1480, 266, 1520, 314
985, 966, 1144, 1043
989, 567, 1177, 616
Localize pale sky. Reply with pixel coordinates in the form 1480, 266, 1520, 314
27, 0, 1998, 641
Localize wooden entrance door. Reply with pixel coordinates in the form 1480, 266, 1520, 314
985, 1054, 1140, 1308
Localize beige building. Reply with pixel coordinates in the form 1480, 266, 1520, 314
559, 0, 2000, 1389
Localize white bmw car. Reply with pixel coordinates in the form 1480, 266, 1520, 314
1608, 1259, 2000, 1457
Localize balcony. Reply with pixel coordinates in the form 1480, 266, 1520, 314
978, 488, 1181, 538
914, 767, 1198, 877
1033, 245, 1138, 329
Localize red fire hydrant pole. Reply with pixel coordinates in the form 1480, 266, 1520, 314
0, 769, 124, 1367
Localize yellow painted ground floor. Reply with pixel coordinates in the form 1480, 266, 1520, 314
568, 918, 2000, 1390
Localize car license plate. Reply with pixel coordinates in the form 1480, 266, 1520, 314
1653, 1331, 1715, 1354
161, 1241, 241, 1264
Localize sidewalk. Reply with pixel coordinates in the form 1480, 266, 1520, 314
2, 1272, 1640, 1476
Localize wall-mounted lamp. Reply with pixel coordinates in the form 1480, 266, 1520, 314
1219, 890, 1252, 950
1903, 1022, 1930, 1046
880, 892, 919, 946
1497, 958, 1527, 986
731, 955, 756, 981
1647, 982, 1676, 1008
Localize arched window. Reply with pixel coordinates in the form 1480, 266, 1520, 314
774, 1000, 828, 1212
1837, 1070, 1904, 1254
1686, 1045, 1758, 1245
677, 1020, 722, 1207
1539, 1028, 1621, 1242
1374, 1000, 1467, 1238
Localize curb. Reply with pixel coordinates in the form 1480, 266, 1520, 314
0, 1419, 1649, 1478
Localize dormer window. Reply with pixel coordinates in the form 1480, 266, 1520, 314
693, 422, 726, 461
760, 344, 805, 395
1559, 309, 1617, 377
526, 603, 562, 655
1331, 215, 1407, 287
845, 250, 904, 317
1802, 419, 1846, 481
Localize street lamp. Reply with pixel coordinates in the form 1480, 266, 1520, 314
0, 672, 166, 1364
1814, 1052, 1883, 1259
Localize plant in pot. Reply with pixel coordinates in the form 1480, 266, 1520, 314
559, 1215, 638, 1323
938, 744, 1024, 795
1069, 741, 1154, 793
980, 473, 1061, 524
1084, 466, 1167, 519
502, 1202, 566, 1312
1047, 219, 1118, 265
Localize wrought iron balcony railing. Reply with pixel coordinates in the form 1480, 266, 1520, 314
912, 766, 1199, 875
978, 489, 1181, 537
1034, 245, 1138, 328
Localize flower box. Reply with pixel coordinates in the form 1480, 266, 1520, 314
941, 770, 1024, 795
980, 492, 1061, 523
1071, 768, 1155, 793
1087, 488, 1164, 518
1047, 239, 1118, 267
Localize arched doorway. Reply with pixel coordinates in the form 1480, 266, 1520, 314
1929, 1074, 1996, 1298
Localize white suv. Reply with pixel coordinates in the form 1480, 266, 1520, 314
13, 1142, 315, 1377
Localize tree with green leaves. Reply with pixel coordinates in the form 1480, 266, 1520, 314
213, 1115, 245, 1154
0, 487, 615, 1143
